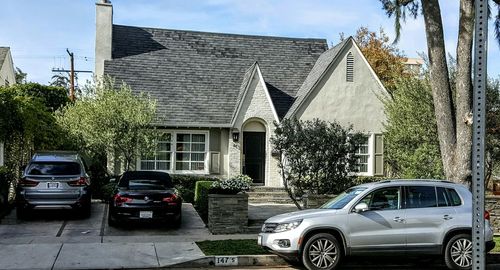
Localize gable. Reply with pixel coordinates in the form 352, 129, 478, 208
0, 47, 16, 86
295, 39, 388, 133
104, 25, 327, 126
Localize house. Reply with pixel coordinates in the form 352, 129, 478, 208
0, 47, 16, 167
94, 1, 388, 186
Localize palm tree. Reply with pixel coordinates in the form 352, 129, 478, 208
378, 0, 500, 183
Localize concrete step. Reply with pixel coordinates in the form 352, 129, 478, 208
247, 190, 295, 204
247, 225, 262, 234
249, 186, 287, 193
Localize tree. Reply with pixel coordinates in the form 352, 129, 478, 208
379, 0, 500, 184
384, 77, 444, 179
349, 27, 409, 95
15, 67, 27, 84
486, 77, 500, 186
271, 118, 364, 209
12, 83, 69, 111
57, 78, 157, 171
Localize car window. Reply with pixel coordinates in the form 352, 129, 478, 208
128, 179, 168, 190
437, 187, 450, 207
26, 162, 81, 176
406, 186, 437, 208
446, 188, 462, 206
320, 187, 367, 209
360, 187, 400, 211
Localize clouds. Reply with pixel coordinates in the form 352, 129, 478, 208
0, 0, 498, 84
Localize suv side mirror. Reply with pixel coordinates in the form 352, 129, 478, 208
354, 202, 369, 213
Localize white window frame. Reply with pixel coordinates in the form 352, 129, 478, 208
354, 133, 374, 177
137, 130, 210, 174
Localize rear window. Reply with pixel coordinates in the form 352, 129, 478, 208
119, 171, 173, 190
27, 162, 81, 176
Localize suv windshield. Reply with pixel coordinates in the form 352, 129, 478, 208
26, 162, 81, 176
320, 187, 367, 209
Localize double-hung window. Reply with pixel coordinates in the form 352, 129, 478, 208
140, 131, 208, 173
355, 136, 369, 173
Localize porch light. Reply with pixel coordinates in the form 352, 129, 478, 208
232, 130, 240, 142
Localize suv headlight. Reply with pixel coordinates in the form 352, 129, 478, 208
273, 220, 303, 233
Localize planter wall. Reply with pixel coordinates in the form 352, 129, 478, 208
486, 195, 500, 233
303, 194, 336, 209
208, 193, 248, 234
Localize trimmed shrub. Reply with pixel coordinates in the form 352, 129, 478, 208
194, 180, 215, 220
0, 166, 12, 212
172, 175, 217, 203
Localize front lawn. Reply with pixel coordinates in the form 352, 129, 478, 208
196, 239, 269, 255
493, 237, 500, 253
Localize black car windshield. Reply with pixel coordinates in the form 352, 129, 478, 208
27, 162, 81, 176
320, 187, 367, 209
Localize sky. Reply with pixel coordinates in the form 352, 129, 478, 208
0, 0, 499, 86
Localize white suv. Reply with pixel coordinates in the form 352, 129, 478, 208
258, 180, 495, 270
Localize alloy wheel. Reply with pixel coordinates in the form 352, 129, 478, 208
450, 238, 472, 268
307, 237, 338, 269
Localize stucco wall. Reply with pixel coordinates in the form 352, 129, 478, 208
95, 2, 113, 78
230, 67, 281, 187
0, 50, 15, 86
296, 42, 387, 133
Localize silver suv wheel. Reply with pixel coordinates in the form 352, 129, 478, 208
302, 233, 341, 270
445, 234, 472, 270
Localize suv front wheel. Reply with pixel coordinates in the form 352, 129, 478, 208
302, 233, 341, 270
445, 234, 472, 270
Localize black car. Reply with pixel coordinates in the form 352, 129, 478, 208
108, 171, 182, 227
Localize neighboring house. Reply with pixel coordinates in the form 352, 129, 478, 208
94, 1, 388, 186
0, 47, 16, 167
403, 57, 424, 75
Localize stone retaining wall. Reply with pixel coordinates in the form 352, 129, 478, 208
303, 194, 336, 209
486, 195, 500, 233
208, 193, 248, 234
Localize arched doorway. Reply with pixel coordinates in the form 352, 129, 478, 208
242, 120, 266, 184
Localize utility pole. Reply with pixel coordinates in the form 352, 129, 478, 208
66, 48, 75, 101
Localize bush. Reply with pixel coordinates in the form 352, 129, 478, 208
194, 180, 215, 220
100, 182, 117, 202
210, 175, 252, 195
172, 175, 217, 203
0, 166, 13, 212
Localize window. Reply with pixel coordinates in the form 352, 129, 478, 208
406, 186, 437, 208
140, 131, 207, 173
141, 133, 172, 171
437, 187, 462, 207
355, 136, 369, 173
346, 52, 354, 82
360, 187, 400, 211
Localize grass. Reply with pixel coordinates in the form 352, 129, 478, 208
196, 239, 270, 255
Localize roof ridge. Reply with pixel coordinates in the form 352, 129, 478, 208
113, 24, 327, 43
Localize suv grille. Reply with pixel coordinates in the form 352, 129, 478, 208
262, 223, 278, 233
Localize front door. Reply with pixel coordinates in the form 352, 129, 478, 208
243, 132, 265, 184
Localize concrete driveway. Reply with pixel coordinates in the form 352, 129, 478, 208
0, 202, 212, 244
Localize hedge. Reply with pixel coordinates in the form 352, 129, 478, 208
172, 175, 217, 203
194, 180, 215, 220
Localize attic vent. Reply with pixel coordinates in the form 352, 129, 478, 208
346, 52, 354, 82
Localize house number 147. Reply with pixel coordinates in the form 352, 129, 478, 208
215, 256, 238, 266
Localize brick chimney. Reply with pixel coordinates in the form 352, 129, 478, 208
95, 0, 113, 78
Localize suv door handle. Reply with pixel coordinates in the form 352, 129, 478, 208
393, 217, 405, 223
443, 215, 453, 220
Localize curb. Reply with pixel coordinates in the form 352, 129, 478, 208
168, 255, 287, 268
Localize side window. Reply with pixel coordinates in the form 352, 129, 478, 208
437, 187, 450, 207
446, 188, 462, 206
360, 187, 400, 211
406, 186, 437, 208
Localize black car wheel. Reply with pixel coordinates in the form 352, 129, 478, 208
445, 234, 473, 270
302, 233, 341, 270
16, 206, 29, 220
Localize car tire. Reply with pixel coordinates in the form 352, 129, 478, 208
172, 212, 182, 229
302, 233, 341, 270
444, 233, 473, 270
16, 206, 29, 220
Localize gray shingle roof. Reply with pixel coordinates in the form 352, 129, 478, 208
0, 47, 10, 69
104, 25, 327, 126
285, 38, 350, 119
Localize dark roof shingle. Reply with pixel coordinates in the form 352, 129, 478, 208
104, 25, 327, 126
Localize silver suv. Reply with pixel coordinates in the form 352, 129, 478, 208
16, 151, 91, 218
258, 180, 495, 270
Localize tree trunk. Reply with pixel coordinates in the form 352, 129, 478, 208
421, 0, 457, 181
454, 0, 474, 183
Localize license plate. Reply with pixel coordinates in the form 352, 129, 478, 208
139, 211, 153, 218
257, 235, 262, 245
47, 182, 59, 189
215, 256, 238, 266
